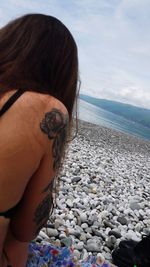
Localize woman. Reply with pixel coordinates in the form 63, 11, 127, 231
0, 13, 78, 267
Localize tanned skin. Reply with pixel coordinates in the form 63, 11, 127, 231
32, 108, 69, 236
1, 98, 69, 267
40, 108, 69, 170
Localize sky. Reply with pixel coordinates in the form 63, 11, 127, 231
0, 0, 150, 109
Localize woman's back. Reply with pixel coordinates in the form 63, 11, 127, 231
0, 89, 68, 207
0, 90, 68, 262
0, 90, 47, 209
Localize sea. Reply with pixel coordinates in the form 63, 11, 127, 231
78, 99, 150, 142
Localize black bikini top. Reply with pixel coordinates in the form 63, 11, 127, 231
0, 89, 25, 218
0, 89, 25, 116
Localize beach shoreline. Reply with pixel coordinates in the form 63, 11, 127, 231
36, 119, 150, 262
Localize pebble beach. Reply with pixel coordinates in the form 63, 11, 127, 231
36, 119, 150, 263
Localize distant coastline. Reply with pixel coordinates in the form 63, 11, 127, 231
79, 94, 150, 130
78, 98, 150, 142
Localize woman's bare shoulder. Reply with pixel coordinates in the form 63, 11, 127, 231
17, 90, 69, 151
0, 89, 69, 153
39, 93, 69, 147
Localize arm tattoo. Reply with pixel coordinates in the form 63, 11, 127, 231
34, 109, 68, 234
34, 180, 54, 234
33, 195, 52, 226
40, 108, 69, 170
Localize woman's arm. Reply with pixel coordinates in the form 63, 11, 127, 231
9, 107, 69, 242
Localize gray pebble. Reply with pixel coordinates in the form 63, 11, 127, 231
117, 216, 128, 225
130, 202, 141, 211
72, 176, 82, 183
46, 229, 59, 237
108, 230, 122, 239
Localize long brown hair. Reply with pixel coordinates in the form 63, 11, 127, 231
0, 13, 79, 121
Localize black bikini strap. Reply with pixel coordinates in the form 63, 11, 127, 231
0, 89, 25, 117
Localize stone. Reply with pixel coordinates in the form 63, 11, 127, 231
66, 199, 74, 208
117, 216, 128, 225
46, 229, 59, 237
86, 243, 101, 252
54, 219, 63, 229
108, 230, 122, 239
91, 187, 97, 194
79, 212, 88, 223
59, 233, 67, 239
81, 223, 88, 229
80, 233, 87, 241
39, 230, 49, 240
72, 176, 82, 183
60, 237, 73, 247
135, 223, 141, 232
103, 220, 114, 228
75, 241, 84, 250
105, 236, 116, 249
130, 202, 141, 211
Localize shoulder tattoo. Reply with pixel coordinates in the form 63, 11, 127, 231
40, 108, 69, 170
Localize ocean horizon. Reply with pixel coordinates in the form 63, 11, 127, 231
78, 99, 150, 142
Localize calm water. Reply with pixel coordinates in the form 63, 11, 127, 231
78, 99, 150, 141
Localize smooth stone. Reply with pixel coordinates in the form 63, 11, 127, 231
86, 243, 101, 252
80, 233, 87, 241
79, 212, 88, 223
135, 223, 141, 232
105, 236, 116, 249
58, 226, 66, 231
139, 209, 145, 217
54, 219, 63, 229
105, 227, 111, 235
66, 199, 74, 208
75, 241, 84, 250
68, 228, 81, 238
46, 229, 59, 237
104, 246, 110, 252
76, 203, 85, 209
72, 176, 82, 183
60, 237, 73, 247
130, 202, 141, 211
81, 223, 88, 229
86, 233, 92, 239
39, 231, 49, 240
103, 220, 114, 229
59, 233, 67, 239
125, 230, 141, 242
98, 211, 109, 219
117, 216, 128, 225
108, 230, 122, 239
91, 187, 97, 194
85, 227, 92, 234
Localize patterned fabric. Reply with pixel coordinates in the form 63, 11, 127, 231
26, 242, 117, 267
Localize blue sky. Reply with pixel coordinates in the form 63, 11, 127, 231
0, 0, 150, 109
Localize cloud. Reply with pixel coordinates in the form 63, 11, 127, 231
0, 0, 150, 109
